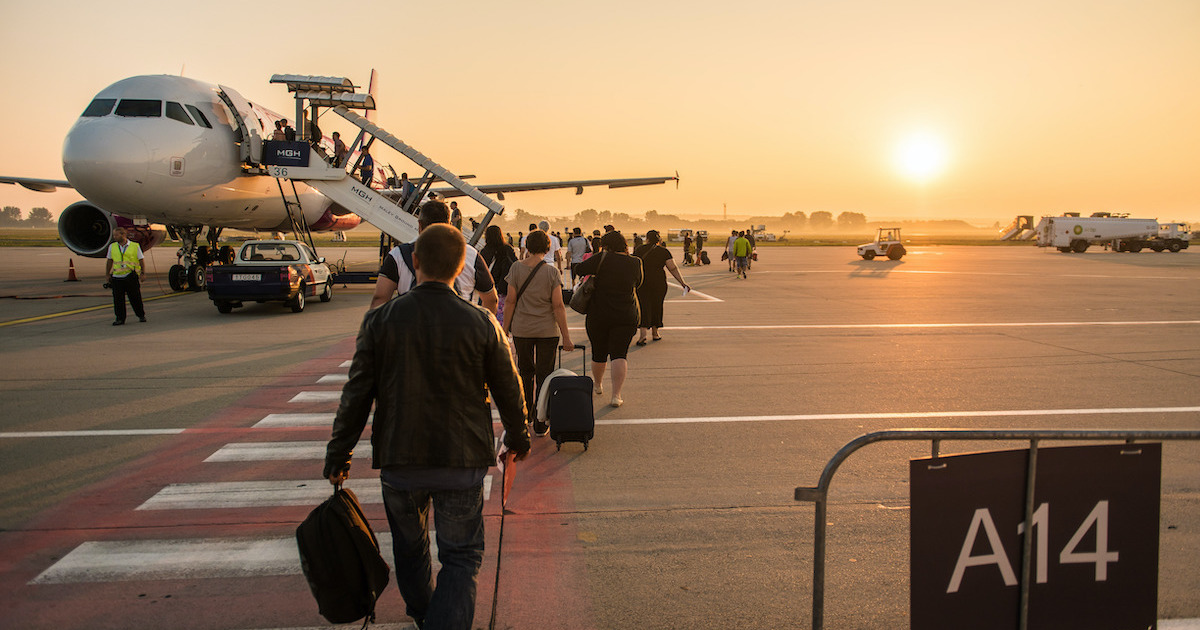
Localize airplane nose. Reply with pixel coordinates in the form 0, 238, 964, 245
62, 119, 150, 201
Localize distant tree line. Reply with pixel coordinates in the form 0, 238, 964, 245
1, 206, 55, 227
492, 207, 870, 236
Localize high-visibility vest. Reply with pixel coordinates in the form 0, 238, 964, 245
109, 242, 141, 277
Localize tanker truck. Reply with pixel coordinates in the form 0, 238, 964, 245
1034, 215, 1190, 253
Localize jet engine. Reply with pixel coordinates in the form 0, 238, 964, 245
309, 208, 363, 232
58, 202, 167, 258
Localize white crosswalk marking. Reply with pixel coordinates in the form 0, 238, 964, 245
137, 480, 383, 510
30, 535, 410, 585
253, 412, 336, 428
340, 360, 352, 368
289, 391, 342, 403
204, 441, 371, 462
252, 412, 374, 428
317, 374, 348, 384
138, 476, 494, 509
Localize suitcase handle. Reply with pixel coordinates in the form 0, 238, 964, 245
558, 344, 587, 371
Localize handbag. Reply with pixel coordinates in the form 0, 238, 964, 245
720, 250, 729, 261
569, 252, 606, 315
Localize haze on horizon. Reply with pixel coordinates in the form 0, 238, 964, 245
1, 0, 1197, 225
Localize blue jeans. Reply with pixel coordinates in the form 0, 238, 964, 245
381, 482, 485, 630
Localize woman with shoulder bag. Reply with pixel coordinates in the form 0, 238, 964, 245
503, 230, 574, 436
573, 230, 643, 408
480, 225, 518, 325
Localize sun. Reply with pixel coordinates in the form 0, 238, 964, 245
893, 131, 950, 185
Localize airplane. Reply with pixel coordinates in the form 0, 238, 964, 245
0, 74, 677, 291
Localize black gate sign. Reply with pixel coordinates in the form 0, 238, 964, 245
911, 443, 1160, 629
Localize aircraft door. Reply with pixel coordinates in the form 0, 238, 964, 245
216, 85, 263, 165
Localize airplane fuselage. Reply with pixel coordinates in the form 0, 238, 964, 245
60, 75, 348, 256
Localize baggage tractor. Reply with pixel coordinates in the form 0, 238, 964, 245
546, 344, 595, 451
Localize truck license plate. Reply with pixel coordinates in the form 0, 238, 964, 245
232, 274, 261, 282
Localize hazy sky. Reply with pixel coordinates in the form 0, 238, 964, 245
2, 0, 1198, 224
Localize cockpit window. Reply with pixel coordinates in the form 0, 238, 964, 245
165, 101, 194, 125
81, 98, 116, 117
186, 104, 212, 128
115, 99, 162, 117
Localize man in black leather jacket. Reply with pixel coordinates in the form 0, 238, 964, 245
325, 224, 529, 630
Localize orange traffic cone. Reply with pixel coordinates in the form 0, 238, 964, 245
65, 259, 79, 282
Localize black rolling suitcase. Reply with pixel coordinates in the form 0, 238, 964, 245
547, 344, 595, 451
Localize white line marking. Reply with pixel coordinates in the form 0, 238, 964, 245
251, 625, 416, 630
252, 625, 417, 630
137, 475, 494, 509
10, 406, 1200, 440
595, 406, 1200, 426
29, 533, 452, 585
289, 391, 342, 403
253, 413, 337, 428
138, 480, 384, 510
568, 320, 1200, 333
339, 360, 352, 368
317, 374, 349, 384
204, 441, 372, 462
665, 281, 722, 303
30, 535, 410, 584
749, 269, 1200, 281
0, 429, 184, 439
1160, 620, 1200, 629
31, 538, 306, 584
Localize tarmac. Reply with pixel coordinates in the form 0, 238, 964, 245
0, 243, 1198, 629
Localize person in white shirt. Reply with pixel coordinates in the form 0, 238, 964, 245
566, 227, 591, 284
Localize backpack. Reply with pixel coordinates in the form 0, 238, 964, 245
485, 245, 517, 295
296, 488, 391, 625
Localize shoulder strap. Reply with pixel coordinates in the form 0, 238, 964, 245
398, 242, 416, 290
508, 260, 546, 327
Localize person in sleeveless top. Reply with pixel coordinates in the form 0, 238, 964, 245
573, 231, 642, 408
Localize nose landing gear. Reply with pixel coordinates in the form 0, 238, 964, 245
167, 225, 223, 292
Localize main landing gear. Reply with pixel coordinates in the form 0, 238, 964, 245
167, 225, 228, 292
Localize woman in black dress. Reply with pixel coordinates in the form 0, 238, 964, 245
632, 230, 690, 345
574, 231, 643, 408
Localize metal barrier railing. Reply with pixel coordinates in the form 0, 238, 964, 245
793, 429, 1200, 630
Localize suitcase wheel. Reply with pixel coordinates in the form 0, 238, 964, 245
583, 440, 589, 451
555, 439, 562, 451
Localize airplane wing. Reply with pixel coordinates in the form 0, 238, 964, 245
0, 176, 74, 192
430, 175, 679, 200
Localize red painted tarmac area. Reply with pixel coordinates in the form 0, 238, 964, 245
0, 337, 592, 629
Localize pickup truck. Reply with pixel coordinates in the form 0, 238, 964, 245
205, 240, 333, 313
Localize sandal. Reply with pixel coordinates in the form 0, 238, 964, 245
635, 338, 648, 346
652, 336, 663, 342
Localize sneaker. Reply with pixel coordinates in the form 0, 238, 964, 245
112, 320, 124, 326
138, 316, 147, 323
610, 395, 623, 408
532, 420, 549, 436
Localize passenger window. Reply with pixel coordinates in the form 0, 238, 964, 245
81, 98, 116, 117
186, 104, 212, 128
165, 102, 194, 125
115, 100, 162, 117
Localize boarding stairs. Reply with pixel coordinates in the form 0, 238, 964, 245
259, 75, 506, 247
999, 215, 1035, 241
275, 178, 318, 251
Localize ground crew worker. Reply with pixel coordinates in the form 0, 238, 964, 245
105, 226, 146, 325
